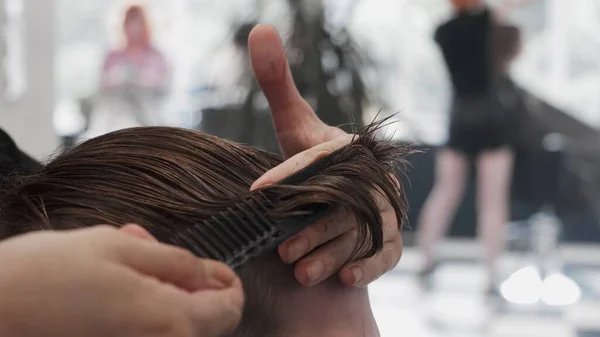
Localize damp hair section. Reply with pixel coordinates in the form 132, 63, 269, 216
0, 118, 411, 337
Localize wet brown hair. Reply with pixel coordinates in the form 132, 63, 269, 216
0, 122, 409, 336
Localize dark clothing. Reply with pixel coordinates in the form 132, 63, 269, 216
447, 94, 511, 157
435, 8, 516, 157
0, 129, 40, 180
435, 8, 493, 99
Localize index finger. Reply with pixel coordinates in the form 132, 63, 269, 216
250, 134, 354, 190
99, 228, 238, 292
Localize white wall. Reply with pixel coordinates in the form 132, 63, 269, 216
0, 0, 57, 160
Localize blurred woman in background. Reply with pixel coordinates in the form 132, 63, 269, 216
101, 5, 169, 92
80, 5, 170, 141
416, 0, 521, 294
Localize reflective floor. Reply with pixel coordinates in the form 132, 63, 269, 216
370, 240, 600, 337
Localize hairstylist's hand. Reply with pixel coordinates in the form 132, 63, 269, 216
0, 225, 243, 337
248, 25, 403, 288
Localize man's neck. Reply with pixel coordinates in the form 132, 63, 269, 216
279, 277, 380, 337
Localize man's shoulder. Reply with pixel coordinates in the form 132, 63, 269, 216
0, 128, 40, 177
0, 128, 17, 151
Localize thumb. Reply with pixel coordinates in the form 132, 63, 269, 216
248, 24, 318, 139
188, 278, 244, 337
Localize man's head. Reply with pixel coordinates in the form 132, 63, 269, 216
0, 125, 407, 336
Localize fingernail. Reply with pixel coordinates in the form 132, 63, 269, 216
206, 277, 227, 290
305, 261, 325, 285
199, 260, 231, 290
351, 267, 363, 285
287, 237, 307, 262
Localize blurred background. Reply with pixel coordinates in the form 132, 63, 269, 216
2, 0, 600, 336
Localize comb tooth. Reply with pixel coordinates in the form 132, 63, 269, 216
228, 205, 262, 239
212, 213, 246, 249
200, 215, 237, 260
188, 223, 228, 261
234, 202, 269, 235
184, 226, 216, 259
221, 207, 256, 247
175, 229, 212, 259
234, 202, 278, 259
185, 224, 224, 260
168, 235, 185, 247
236, 199, 274, 258
243, 198, 275, 232
253, 192, 273, 212
252, 193, 282, 238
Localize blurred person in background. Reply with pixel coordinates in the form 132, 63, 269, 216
416, 0, 522, 294
101, 5, 169, 92
80, 4, 170, 141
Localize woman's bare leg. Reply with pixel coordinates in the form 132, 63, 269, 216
475, 147, 515, 283
416, 148, 470, 268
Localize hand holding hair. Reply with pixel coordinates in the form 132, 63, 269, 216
0, 225, 243, 337
248, 25, 403, 288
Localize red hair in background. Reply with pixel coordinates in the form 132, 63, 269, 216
122, 5, 152, 49
451, 0, 482, 11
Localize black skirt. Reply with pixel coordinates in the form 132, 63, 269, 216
447, 95, 513, 158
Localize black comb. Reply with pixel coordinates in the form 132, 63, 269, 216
167, 147, 347, 270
